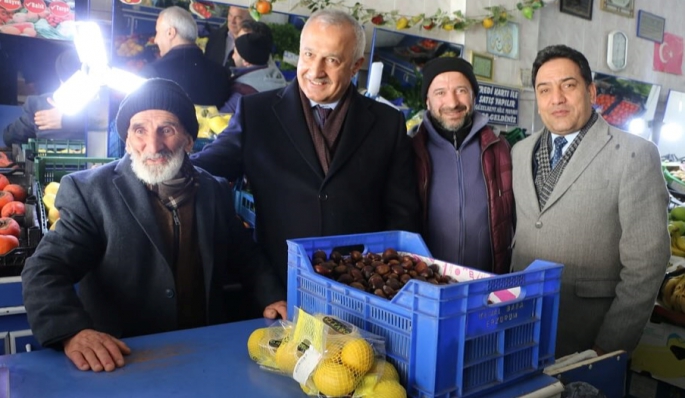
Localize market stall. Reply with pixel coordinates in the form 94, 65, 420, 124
0, 318, 568, 397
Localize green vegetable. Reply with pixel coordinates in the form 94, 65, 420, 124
268, 23, 301, 60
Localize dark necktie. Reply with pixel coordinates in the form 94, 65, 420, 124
314, 105, 333, 129
550, 136, 568, 169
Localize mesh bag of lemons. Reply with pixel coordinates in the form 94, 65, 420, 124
247, 307, 406, 398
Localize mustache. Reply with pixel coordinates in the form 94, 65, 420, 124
440, 105, 469, 113
141, 151, 172, 162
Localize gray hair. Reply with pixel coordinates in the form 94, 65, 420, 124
159, 6, 198, 42
305, 9, 365, 62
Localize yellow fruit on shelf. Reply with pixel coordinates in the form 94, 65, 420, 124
48, 207, 60, 225
395, 17, 408, 30
44, 181, 60, 196
209, 115, 229, 134
42, 193, 56, 211
49, 219, 59, 231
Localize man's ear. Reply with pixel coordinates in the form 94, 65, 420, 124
185, 135, 194, 153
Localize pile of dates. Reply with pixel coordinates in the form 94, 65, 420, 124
311, 248, 457, 300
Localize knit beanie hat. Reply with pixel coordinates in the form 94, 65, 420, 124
421, 57, 480, 102
54, 49, 82, 82
234, 32, 272, 66
116, 78, 198, 141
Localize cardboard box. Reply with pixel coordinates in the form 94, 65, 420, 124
631, 320, 685, 390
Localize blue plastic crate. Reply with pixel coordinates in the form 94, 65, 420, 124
287, 231, 563, 398
233, 188, 255, 228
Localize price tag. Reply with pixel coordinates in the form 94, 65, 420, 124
292, 345, 322, 384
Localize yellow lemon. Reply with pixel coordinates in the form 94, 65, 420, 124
395, 17, 408, 30
482, 17, 494, 29
44, 181, 60, 196
48, 207, 60, 225
340, 338, 374, 375
247, 328, 268, 362
367, 380, 407, 398
371, 359, 400, 382
42, 193, 56, 211
312, 361, 358, 397
274, 340, 301, 374
49, 218, 58, 231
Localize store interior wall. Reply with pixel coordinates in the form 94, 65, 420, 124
4, 0, 685, 141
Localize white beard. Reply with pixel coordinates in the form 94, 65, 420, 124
129, 146, 186, 185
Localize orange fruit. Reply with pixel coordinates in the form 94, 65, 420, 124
255, 0, 271, 14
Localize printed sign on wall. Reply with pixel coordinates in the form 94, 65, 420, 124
475, 83, 520, 126
0, 0, 75, 40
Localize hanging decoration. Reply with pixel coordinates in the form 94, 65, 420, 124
247, 0, 546, 30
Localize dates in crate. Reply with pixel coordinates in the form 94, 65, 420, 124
312, 248, 457, 300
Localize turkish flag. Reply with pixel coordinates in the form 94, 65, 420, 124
654, 33, 683, 75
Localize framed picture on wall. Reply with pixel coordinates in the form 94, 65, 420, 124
471, 52, 494, 81
600, 0, 634, 18
560, 0, 593, 20
637, 10, 665, 43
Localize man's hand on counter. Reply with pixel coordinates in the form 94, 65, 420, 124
263, 300, 287, 320
63, 329, 132, 372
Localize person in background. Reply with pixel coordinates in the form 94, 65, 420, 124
511, 44, 670, 357
141, 6, 230, 108
204, 5, 252, 71
191, 9, 420, 286
220, 23, 286, 114
411, 57, 513, 274
22, 78, 286, 373
3, 49, 86, 147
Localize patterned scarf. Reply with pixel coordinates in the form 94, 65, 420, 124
147, 154, 200, 210
534, 111, 598, 209
299, 84, 353, 174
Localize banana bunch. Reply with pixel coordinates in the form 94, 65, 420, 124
668, 221, 685, 257
661, 270, 685, 313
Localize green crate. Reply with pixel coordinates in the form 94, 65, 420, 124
28, 139, 86, 157
34, 156, 117, 235
35, 156, 116, 186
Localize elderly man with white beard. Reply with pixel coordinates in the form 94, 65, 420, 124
21, 78, 286, 373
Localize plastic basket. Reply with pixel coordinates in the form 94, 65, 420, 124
27, 139, 86, 157
287, 231, 563, 398
0, 173, 44, 277
233, 188, 255, 228
34, 156, 116, 235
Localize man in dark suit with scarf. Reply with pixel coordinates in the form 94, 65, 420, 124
191, 9, 420, 286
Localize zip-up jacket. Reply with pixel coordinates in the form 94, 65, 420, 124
412, 112, 514, 274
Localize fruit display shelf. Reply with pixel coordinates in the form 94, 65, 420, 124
663, 163, 685, 195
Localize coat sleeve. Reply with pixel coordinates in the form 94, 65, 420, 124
218, 179, 286, 308
21, 175, 103, 347
382, 110, 421, 233
2, 96, 38, 147
190, 98, 245, 182
594, 139, 670, 353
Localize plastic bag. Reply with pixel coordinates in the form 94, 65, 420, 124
246, 307, 406, 397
